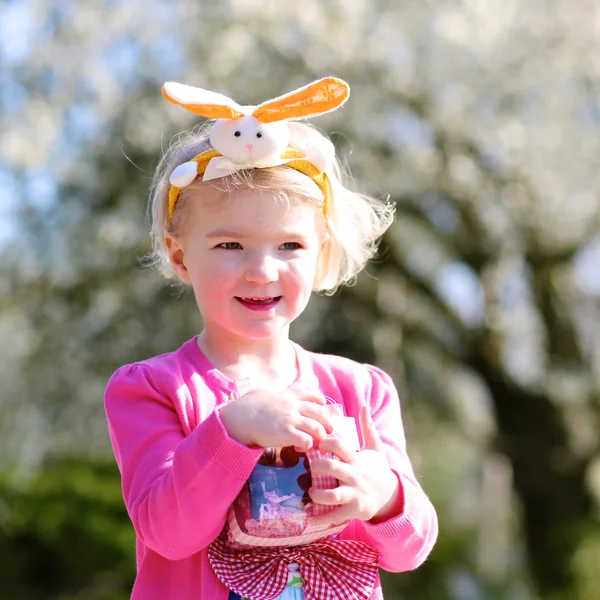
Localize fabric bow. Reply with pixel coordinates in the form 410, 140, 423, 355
208, 535, 379, 600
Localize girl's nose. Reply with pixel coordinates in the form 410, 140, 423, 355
244, 254, 279, 284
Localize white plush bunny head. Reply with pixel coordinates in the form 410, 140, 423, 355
209, 116, 290, 164
162, 77, 349, 168
162, 77, 350, 218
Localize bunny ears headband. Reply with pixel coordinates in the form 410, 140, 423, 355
162, 77, 350, 218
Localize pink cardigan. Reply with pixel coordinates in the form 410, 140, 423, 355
104, 337, 438, 599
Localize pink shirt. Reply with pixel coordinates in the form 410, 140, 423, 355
104, 337, 438, 599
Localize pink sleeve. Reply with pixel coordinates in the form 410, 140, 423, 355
339, 365, 438, 572
104, 364, 263, 561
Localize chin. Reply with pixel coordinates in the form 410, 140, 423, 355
233, 321, 292, 340
239, 327, 286, 340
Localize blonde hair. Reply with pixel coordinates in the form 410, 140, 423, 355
148, 122, 394, 294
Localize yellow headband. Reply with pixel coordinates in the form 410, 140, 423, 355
162, 76, 349, 220
168, 148, 332, 218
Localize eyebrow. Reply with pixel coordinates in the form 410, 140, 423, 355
205, 229, 308, 239
205, 229, 248, 239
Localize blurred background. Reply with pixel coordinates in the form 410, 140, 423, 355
1, 0, 600, 598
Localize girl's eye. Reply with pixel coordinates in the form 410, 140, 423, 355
256, 132, 262, 138
234, 131, 241, 137
281, 242, 301, 251
218, 242, 242, 250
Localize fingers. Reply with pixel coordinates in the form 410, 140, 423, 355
309, 485, 354, 506
308, 486, 375, 526
288, 385, 342, 437
310, 456, 355, 483
309, 505, 354, 527
317, 436, 355, 463
298, 402, 333, 434
292, 417, 329, 447
358, 405, 383, 451
286, 429, 315, 452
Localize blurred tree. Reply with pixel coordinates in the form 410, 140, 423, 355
0, 457, 135, 600
1, 0, 599, 598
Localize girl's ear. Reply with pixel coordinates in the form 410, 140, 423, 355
252, 77, 349, 124
320, 230, 331, 249
312, 232, 332, 291
165, 235, 191, 282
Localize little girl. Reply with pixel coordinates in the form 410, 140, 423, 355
105, 77, 438, 600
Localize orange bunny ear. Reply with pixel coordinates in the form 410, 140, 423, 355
252, 77, 350, 124
162, 82, 246, 120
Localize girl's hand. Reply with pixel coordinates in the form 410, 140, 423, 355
219, 384, 334, 452
308, 405, 402, 525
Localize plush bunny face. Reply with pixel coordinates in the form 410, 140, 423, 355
210, 116, 291, 164
162, 77, 350, 217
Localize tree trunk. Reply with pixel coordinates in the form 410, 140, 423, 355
469, 353, 594, 599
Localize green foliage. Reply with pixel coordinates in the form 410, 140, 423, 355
0, 457, 135, 600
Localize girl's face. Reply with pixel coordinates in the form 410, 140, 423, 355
166, 186, 326, 345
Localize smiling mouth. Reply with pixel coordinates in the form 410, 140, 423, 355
235, 296, 282, 305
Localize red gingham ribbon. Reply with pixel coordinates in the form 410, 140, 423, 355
208, 536, 379, 600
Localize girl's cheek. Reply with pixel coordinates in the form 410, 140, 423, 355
212, 256, 243, 277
